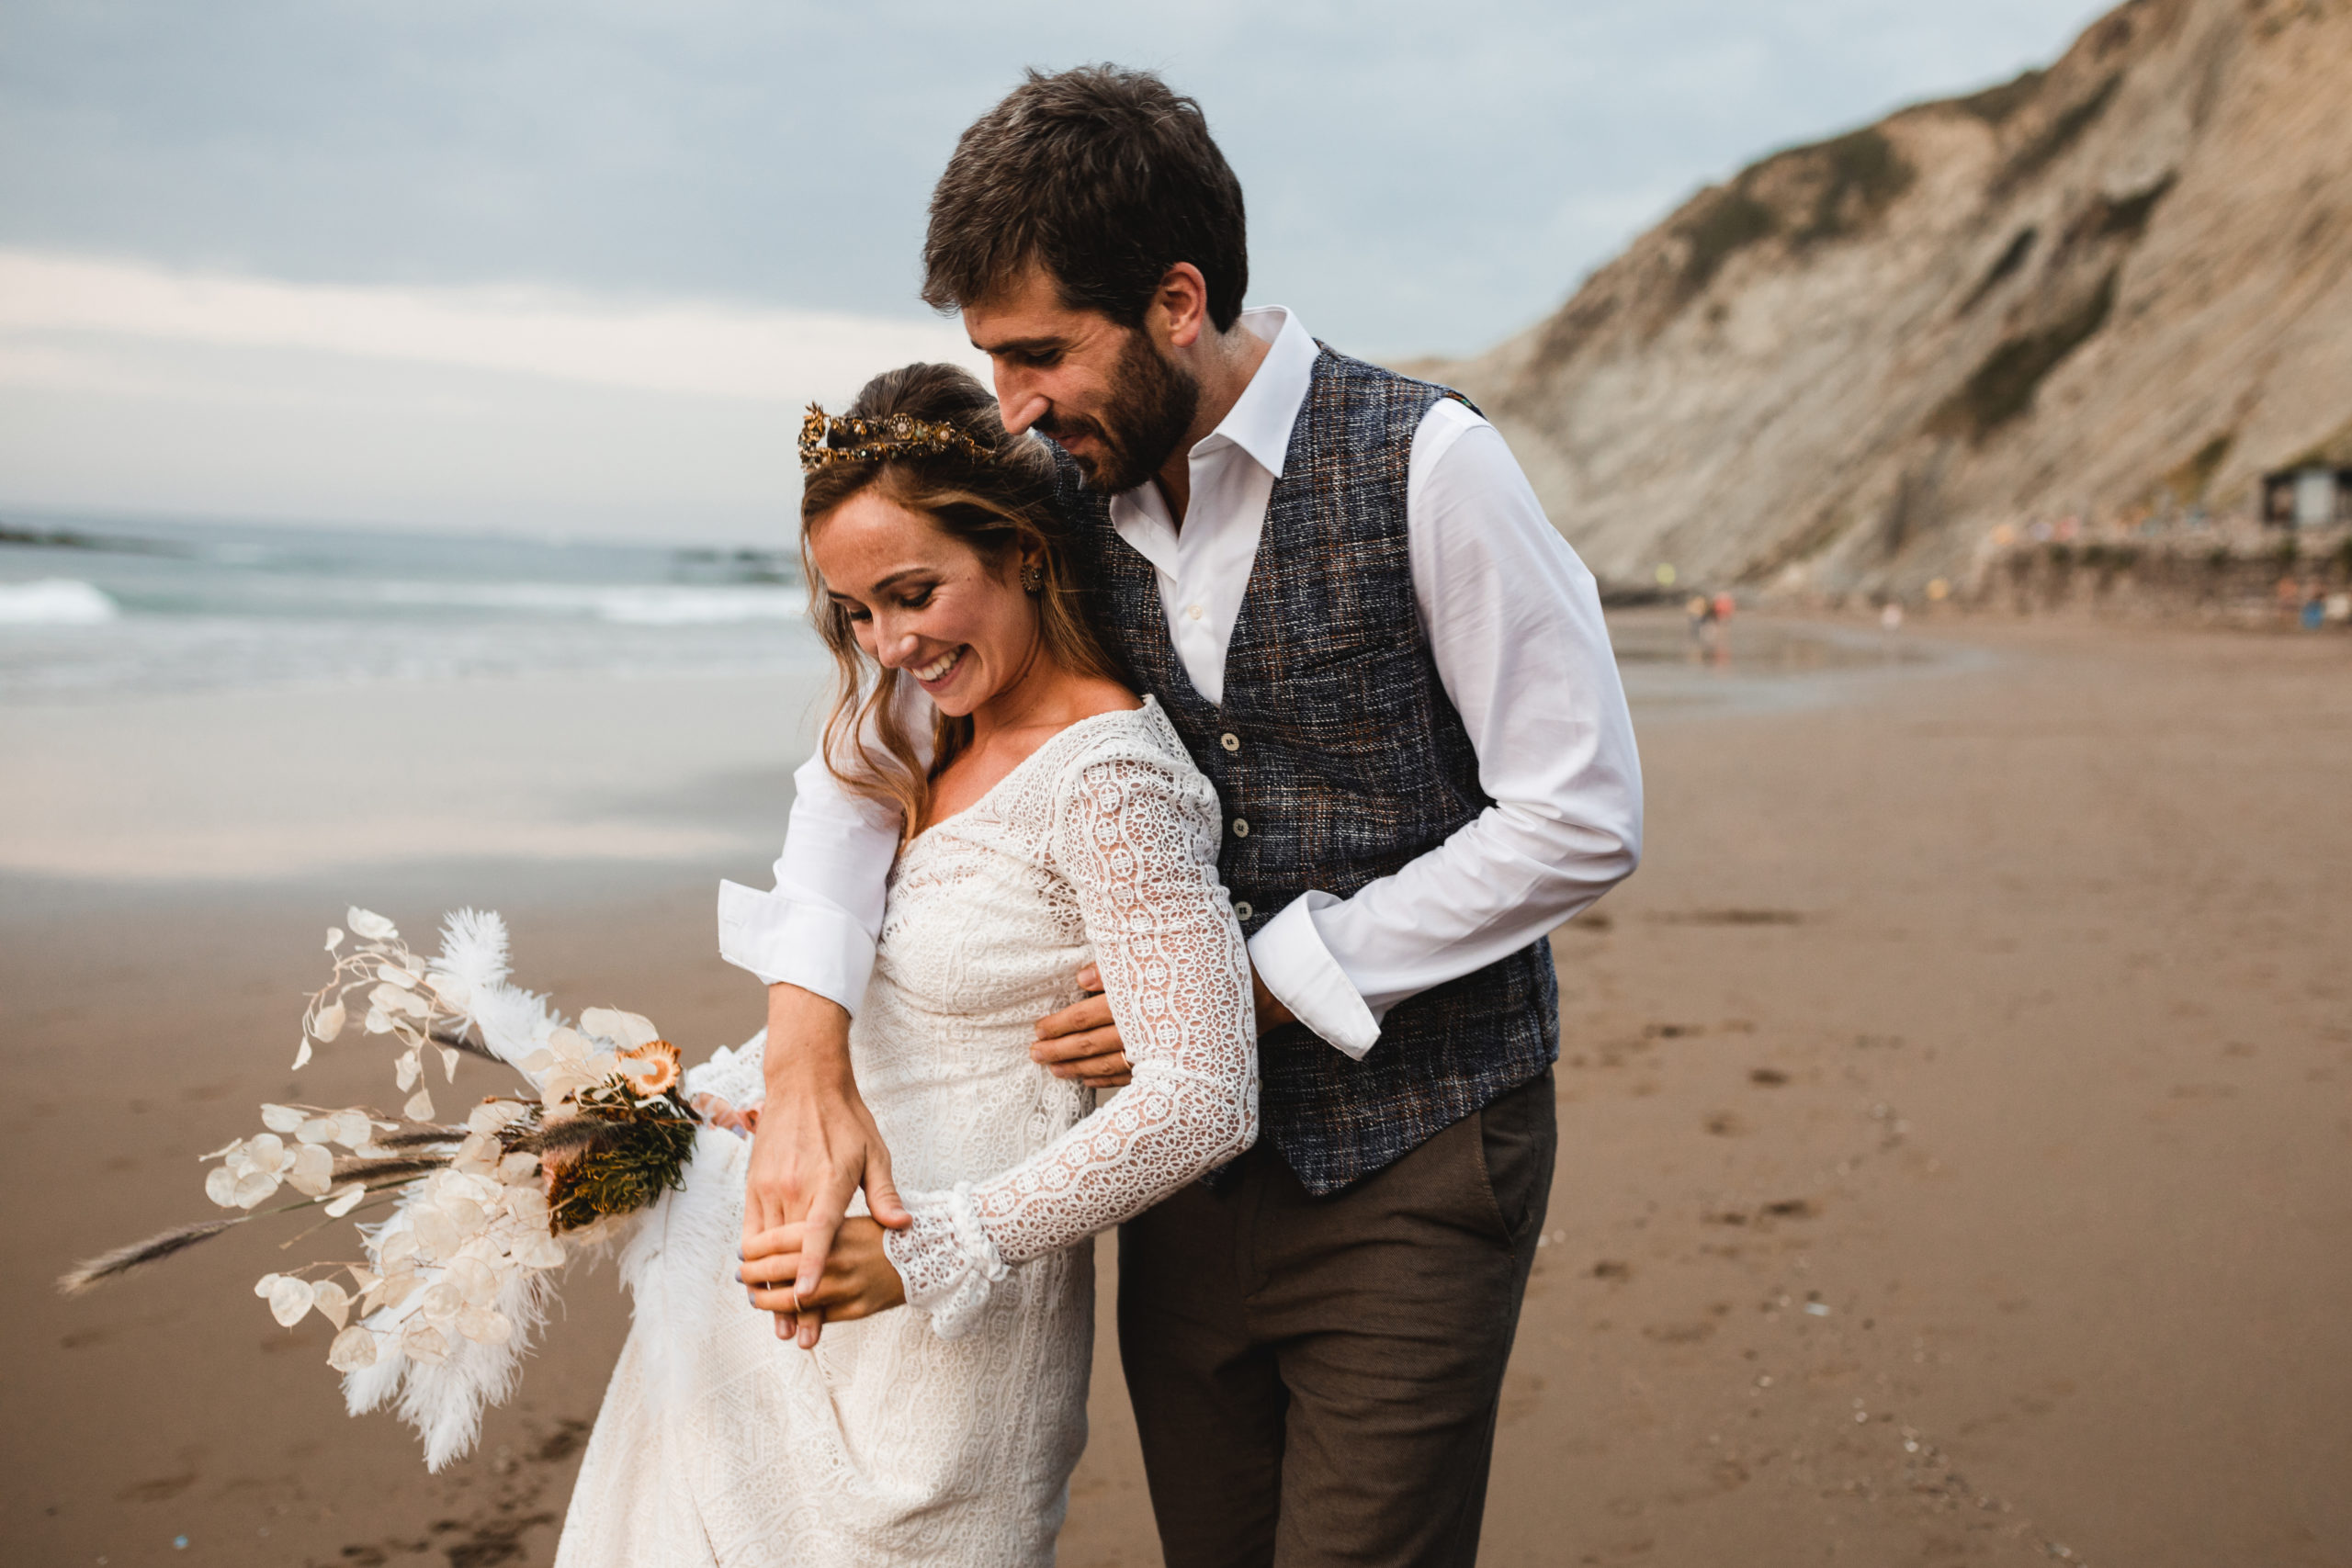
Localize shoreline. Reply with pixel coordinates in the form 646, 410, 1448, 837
0, 669, 831, 883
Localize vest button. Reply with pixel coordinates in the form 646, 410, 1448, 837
1231, 818, 1250, 838
1219, 732, 1240, 752
1233, 900, 1253, 921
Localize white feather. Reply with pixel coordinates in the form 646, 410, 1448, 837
396, 1264, 560, 1472
338, 1178, 594, 1471
342, 1207, 424, 1418
468, 980, 560, 1084
343, 1329, 406, 1416
433, 908, 511, 993
619, 1128, 751, 1416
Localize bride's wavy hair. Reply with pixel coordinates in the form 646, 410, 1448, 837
800, 362, 1124, 835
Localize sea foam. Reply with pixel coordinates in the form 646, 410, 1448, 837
368, 581, 801, 626
0, 578, 121, 626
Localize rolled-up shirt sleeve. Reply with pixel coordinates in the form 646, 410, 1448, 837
717, 687, 919, 1016
1247, 402, 1643, 1057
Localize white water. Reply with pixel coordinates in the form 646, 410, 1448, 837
0, 577, 120, 626
366, 581, 805, 625
0, 517, 823, 701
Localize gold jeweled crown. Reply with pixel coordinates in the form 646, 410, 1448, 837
798, 404, 993, 472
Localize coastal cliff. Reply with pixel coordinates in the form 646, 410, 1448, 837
1430, 0, 2352, 597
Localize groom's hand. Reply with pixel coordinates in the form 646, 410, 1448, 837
1031, 964, 1133, 1088
742, 982, 910, 1349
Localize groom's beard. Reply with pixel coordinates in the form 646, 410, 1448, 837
1038, 331, 1200, 495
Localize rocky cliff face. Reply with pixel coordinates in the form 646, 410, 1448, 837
1432, 0, 2352, 596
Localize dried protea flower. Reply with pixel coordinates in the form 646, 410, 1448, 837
617, 1040, 682, 1099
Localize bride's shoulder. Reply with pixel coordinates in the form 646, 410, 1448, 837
1058, 674, 1144, 723
1045, 696, 1211, 797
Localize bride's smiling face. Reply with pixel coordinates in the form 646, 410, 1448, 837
808, 488, 1043, 718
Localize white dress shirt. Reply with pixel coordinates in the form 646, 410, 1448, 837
719, 306, 1642, 1058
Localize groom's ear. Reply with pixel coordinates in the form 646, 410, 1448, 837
1149, 263, 1211, 352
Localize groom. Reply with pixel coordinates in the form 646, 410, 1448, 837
730, 66, 1641, 1567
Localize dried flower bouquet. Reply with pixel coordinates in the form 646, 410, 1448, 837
61, 906, 704, 1470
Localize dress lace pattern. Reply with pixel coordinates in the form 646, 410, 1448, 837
556, 699, 1257, 1568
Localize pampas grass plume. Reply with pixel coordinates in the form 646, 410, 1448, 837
58, 1216, 244, 1294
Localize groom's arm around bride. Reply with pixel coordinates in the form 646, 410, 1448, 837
727, 65, 1641, 1566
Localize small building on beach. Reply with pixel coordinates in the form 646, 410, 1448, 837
2262, 465, 2352, 527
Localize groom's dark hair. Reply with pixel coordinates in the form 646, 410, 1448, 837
923, 65, 1248, 332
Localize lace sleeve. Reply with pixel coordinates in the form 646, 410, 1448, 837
682, 1032, 766, 1114
885, 750, 1259, 1337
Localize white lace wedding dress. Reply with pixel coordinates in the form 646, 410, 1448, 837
555, 698, 1258, 1567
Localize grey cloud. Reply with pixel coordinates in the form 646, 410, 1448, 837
0, 0, 2111, 357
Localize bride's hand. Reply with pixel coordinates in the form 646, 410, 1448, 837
745, 983, 910, 1350
692, 1093, 758, 1135
741, 1217, 907, 1333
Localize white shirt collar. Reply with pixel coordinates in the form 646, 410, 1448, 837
1197, 305, 1319, 480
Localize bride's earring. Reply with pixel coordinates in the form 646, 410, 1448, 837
1022, 563, 1045, 594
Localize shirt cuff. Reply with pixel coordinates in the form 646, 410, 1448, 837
715, 880, 877, 1016
1249, 892, 1381, 1060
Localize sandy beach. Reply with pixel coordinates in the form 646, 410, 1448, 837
6, 612, 2348, 1566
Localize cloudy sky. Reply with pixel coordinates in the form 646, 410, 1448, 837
0, 0, 2110, 544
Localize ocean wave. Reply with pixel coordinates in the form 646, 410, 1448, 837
367, 581, 805, 626
0, 578, 120, 626
0, 613, 830, 701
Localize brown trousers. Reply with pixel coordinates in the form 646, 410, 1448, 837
1116, 1069, 1557, 1568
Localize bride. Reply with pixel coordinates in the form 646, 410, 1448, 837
555, 363, 1260, 1566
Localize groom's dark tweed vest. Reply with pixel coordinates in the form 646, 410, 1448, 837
1057, 345, 1558, 1196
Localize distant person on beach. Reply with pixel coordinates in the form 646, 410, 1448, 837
560, 65, 1642, 1567
1706, 592, 1736, 663
1689, 592, 1735, 661
1686, 592, 1716, 658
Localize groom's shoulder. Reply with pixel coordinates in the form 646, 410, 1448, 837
1306, 342, 1483, 423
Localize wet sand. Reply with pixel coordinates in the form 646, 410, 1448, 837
0, 671, 822, 879
6, 614, 2349, 1565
